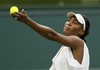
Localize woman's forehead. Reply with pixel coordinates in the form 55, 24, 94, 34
69, 16, 78, 21
69, 17, 83, 25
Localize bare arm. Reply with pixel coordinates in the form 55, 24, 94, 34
23, 17, 59, 40
11, 9, 84, 49
11, 9, 84, 64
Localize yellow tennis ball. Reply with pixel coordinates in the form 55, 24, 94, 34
10, 6, 19, 14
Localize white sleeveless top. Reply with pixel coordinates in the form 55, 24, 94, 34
49, 42, 90, 70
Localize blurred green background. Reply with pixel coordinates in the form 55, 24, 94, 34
0, 0, 100, 70
0, 0, 81, 5
0, 0, 100, 7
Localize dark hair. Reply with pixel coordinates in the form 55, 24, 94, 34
80, 15, 90, 42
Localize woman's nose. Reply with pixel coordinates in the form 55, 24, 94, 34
65, 21, 70, 25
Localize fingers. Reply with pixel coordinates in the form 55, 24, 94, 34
10, 9, 28, 22
10, 9, 26, 17
14, 17, 18, 20
10, 13, 18, 19
22, 9, 26, 14
11, 13, 20, 18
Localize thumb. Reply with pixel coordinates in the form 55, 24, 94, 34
21, 9, 26, 14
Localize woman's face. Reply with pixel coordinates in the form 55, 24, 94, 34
63, 16, 83, 36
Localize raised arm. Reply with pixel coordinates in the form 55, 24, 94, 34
11, 9, 59, 40
11, 9, 84, 49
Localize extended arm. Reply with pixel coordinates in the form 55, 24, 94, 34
11, 9, 85, 64
11, 9, 84, 49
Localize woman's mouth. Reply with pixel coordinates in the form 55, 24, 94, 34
64, 25, 70, 30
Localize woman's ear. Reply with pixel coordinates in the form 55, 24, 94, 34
79, 30, 85, 36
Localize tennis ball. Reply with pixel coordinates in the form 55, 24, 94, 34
10, 6, 19, 14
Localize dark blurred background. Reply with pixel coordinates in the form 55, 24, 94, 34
0, 0, 100, 70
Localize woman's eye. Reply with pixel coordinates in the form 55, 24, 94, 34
73, 21, 79, 24
67, 19, 70, 21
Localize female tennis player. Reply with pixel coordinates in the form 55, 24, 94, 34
11, 9, 90, 70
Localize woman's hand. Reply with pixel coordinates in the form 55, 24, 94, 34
11, 9, 29, 23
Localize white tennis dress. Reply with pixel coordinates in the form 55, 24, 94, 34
49, 42, 90, 70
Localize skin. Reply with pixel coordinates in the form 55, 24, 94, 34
11, 9, 85, 64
